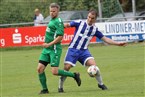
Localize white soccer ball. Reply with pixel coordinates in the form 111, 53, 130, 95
87, 65, 98, 77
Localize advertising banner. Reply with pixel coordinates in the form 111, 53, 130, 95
95, 20, 145, 42
0, 26, 96, 48
0, 26, 46, 48
1, 20, 144, 48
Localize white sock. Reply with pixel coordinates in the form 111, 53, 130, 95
58, 76, 67, 89
95, 66, 104, 85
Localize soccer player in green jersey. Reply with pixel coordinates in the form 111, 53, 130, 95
37, 3, 81, 94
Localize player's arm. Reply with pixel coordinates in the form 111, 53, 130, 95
64, 23, 71, 28
64, 21, 80, 28
43, 19, 64, 48
43, 36, 63, 48
101, 36, 127, 46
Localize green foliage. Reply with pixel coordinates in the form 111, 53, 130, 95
121, 0, 145, 11
58, 0, 98, 11
58, 0, 87, 11
136, 0, 145, 11
0, 0, 52, 25
82, 0, 98, 10
102, 0, 122, 18
0, 0, 145, 26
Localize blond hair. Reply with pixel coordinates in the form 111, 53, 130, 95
49, 3, 60, 10
34, 8, 40, 12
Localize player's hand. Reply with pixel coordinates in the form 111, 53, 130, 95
117, 42, 127, 46
42, 43, 50, 48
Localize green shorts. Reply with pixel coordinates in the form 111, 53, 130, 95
39, 49, 62, 67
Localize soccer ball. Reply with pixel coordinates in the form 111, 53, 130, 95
87, 65, 98, 77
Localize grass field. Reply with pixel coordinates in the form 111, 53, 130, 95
0, 43, 144, 97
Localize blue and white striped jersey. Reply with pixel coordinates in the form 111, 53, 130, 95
69, 20, 104, 50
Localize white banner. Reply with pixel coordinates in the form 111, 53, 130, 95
95, 20, 145, 42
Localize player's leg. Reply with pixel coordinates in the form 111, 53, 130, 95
85, 59, 107, 90
50, 49, 74, 77
51, 63, 81, 88
85, 59, 102, 85
50, 66, 74, 77
37, 53, 49, 94
78, 49, 107, 90
37, 61, 49, 94
50, 49, 81, 90
58, 48, 81, 92
58, 63, 73, 92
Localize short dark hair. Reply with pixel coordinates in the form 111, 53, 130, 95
89, 9, 98, 18
49, 3, 60, 10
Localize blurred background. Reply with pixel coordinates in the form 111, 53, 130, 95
0, 0, 145, 27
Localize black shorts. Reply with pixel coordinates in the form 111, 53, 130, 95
39, 60, 49, 66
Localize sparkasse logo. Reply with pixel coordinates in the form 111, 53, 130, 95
12, 29, 22, 44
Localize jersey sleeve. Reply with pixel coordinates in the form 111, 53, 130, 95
70, 20, 80, 27
95, 30, 104, 39
55, 18, 64, 36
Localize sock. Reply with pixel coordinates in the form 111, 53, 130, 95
58, 76, 67, 89
58, 69, 75, 77
95, 67, 104, 85
39, 72, 48, 90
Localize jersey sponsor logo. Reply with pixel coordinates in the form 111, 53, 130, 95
12, 29, 22, 44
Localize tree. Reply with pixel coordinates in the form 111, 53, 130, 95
0, 0, 52, 25
0, 0, 144, 26
121, 0, 145, 11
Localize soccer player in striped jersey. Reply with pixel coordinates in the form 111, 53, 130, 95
37, 3, 81, 94
58, 9, 126, 92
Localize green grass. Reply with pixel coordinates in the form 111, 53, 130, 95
0, 43, 144, 97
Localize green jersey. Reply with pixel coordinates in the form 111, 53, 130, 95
42, 17, 64, 54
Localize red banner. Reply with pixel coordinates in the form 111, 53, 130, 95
0, 26, 96, 48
